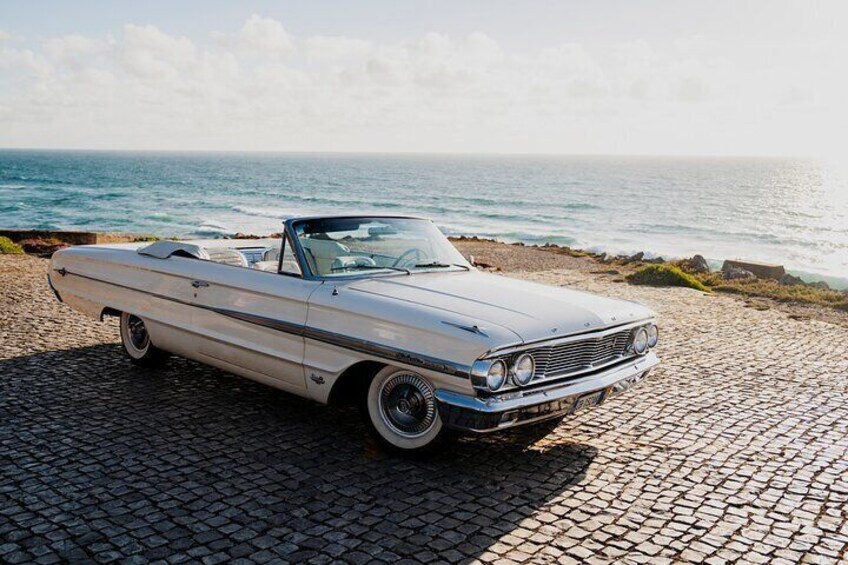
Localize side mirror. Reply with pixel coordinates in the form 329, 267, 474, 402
467, 254, 476, 267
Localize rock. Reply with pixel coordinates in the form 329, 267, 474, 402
18, 238, 69, 256
681, 254, 710, 274
779, 273, 804, 286
807, 281, 831, 290
629, 252, 645, 262
645, 256, 665, 264
722, 259, 785, 280
723, 266, 756, 280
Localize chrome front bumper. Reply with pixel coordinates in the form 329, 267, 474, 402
435, 352, 659, 433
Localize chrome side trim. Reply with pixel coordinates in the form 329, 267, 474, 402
57, 268, 472, 378
55, 268, 195, 308
208, 307, 470, 376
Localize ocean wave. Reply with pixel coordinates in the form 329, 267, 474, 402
193, 220, 232, 236
232, 205, 290, 219
442, 227, 578, 247
0, 174, 74, 185
3, 151, 846, 286
230, 205, 328, 219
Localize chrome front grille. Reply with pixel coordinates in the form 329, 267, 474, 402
530, 328, 633, 379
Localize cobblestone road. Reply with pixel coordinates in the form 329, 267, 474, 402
2, 255, 847, 564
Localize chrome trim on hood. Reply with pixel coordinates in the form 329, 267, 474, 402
483, 318, 653, 358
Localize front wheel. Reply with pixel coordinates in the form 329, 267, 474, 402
119, 312, 169, 367
362, 366, 450, 454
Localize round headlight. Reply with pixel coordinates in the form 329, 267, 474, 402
486, 360, 507, 391
512, 353, 535, 386
646, 324, 659, 348
632, 327, 649, 355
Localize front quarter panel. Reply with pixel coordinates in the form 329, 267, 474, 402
303, 281, 515, 402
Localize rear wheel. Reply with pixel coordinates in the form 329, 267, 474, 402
362, 366, 449, 454
119, 312, 169, 367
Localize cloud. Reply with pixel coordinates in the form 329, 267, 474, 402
0, 14, 845, 156
215, 14, 294, 56
119, 24, 196, 79
304, 35, 373, 63
44, 35, 109, 63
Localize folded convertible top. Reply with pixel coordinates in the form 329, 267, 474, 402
137, 241, 210, 260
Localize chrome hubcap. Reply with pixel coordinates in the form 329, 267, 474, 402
127, 315, 149, 351
379, 373, 436, 437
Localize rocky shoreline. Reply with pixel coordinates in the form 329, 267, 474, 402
448, 236, 848, 327
450, 234, 847, 294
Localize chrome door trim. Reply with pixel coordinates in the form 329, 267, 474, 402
58, 268, 472, 379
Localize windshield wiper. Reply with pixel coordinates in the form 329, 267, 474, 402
330, 265, 411, 274
413, 262, 471, 271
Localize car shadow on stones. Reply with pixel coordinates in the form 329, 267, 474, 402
1, 344, 597, 564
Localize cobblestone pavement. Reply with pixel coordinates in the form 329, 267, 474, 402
2, 254, 847, 564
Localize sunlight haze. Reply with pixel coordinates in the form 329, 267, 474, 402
1, 0, 846, 157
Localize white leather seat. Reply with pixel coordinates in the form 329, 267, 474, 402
253, 260, 279, 272
263, 247, 280, 262
331, 256, 377, 271
204, 247, 248, 268
300, 238, 350, 274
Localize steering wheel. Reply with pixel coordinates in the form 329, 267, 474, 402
393, 247, 426, 268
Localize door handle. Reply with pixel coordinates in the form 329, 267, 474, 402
191, 280, 210, 288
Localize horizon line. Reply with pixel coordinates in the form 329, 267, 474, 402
0, 146, 812, 160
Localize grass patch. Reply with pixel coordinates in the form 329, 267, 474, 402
628, 261, 848, 313
0, 236, 24, 254
626, 264, 711, 292
710, 278, 848, 308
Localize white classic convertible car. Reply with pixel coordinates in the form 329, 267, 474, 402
48, 215, 659, 453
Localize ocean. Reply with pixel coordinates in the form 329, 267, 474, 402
1, 149, 846, 288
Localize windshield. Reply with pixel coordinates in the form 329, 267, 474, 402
292, 217, 470, 277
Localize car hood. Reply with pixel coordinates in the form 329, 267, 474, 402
346, 271, 654, 344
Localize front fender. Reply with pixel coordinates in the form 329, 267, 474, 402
302, 281, 514, 402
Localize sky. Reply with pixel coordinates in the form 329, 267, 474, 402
0, 0, 846, 156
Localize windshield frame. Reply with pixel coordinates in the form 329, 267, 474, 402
284, 216, 470, 281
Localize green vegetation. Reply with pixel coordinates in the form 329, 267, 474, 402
626, 264, 711, 292
132, 235, 161, 242
524, 239, 848, 314
0, 236, 24, 254
627, 258, 848, 312
709, 278, 848, 309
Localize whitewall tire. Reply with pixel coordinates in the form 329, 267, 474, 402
119, 312, 169, 367
363, 366, 447, 453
